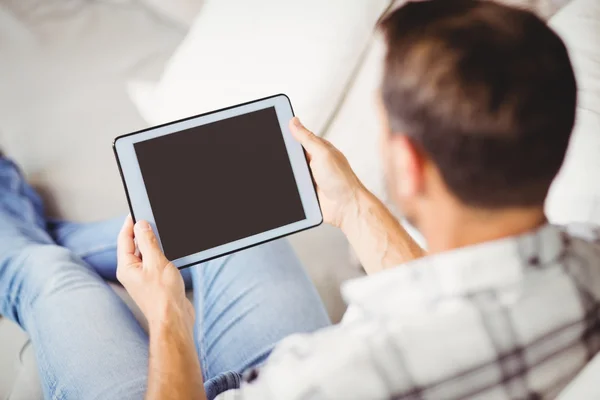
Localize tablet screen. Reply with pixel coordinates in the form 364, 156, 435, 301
134, 107, 306, 260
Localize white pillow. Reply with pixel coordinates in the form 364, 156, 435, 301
545, 0, 600, 224
493, 0, 562, 19
129, 0, 391, 134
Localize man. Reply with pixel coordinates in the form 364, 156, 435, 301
1, 0, 597, 399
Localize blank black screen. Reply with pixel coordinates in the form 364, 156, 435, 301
134, 107, 306, 260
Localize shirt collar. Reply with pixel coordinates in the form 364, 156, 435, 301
341, 224, 567, 317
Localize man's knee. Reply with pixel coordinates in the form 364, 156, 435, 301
0, 244, 101, 324
7, 244, 100, 303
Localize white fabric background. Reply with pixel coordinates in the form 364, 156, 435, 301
129, 0, 392, 135
546, 0, 600, 224
0, 0, 185, 221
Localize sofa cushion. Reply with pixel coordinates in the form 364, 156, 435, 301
129, 0, 392, 135
545, 0, 600, 224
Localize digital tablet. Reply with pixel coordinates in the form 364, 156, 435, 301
113, 94, 322, 269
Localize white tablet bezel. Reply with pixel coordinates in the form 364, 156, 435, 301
113, 94, 322, 269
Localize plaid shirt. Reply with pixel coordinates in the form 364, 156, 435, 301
217, 223, 600, 400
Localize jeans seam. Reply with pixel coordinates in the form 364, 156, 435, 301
20, 300, 61, 400
202, 342, 210, 380
198, 269, 211, 381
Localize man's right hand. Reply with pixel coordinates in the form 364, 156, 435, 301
289, 117, 364, 229
290, 117, 424, 273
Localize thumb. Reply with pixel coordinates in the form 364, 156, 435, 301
289, 117, 324, 155
134, 220, 168, 267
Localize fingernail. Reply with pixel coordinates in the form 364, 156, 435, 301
136, 220, 152, 231
292, 117, 302, 127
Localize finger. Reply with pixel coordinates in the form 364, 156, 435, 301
134, 220, 168, 267
117, 215, 141, 267
289, 117, 324, 155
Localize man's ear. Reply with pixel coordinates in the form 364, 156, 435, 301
388, 135, 425, 197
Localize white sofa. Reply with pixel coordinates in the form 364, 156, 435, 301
1, 0, 598, 398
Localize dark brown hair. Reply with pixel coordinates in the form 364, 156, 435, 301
380, 0, 577, 208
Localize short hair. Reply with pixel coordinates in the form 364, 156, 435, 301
380, 0, 577, 208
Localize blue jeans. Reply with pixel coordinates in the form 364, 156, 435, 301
0, 158, 331, 399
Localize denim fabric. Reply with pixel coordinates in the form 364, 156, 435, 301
0, 157, 330, 399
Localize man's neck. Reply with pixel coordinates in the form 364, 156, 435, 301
421, 205, 547, 254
